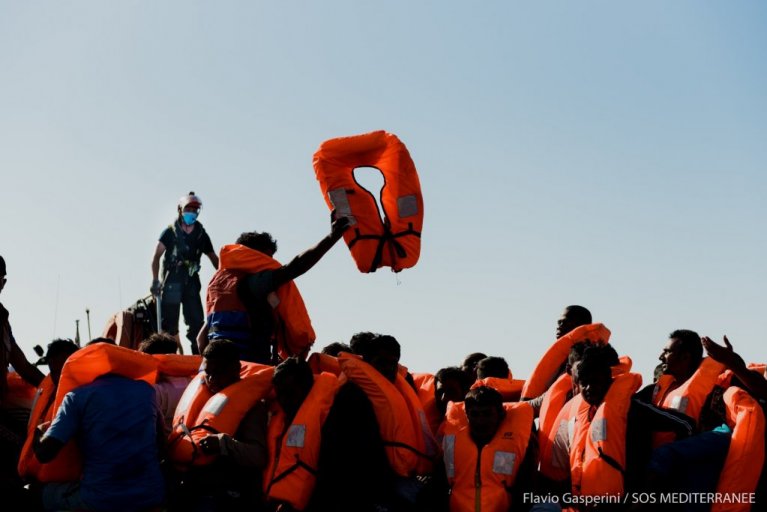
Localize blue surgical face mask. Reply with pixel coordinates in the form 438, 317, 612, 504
182, 212, 198, 225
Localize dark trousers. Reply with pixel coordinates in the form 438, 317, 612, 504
161, 274, 204, 354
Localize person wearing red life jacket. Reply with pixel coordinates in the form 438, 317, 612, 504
567, 345, 694, 510
0, 255, 45, 505
264, 357, 338, 511
198, 213, 350, 364
442, 386, 537, 512
168, 339, 269, 512
311, 334, 437, 512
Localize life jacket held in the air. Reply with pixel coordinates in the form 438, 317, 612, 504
313, 130, 424, 273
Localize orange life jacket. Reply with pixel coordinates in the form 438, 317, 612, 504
36, 343, 160, 482
154, 354, 202, 377
412, 373, 443, 437
538, 372, 573, 480
712, 386, 766, 512
339, 353, 437, 476
569, 372, 642, 499
443, 402, 534, 512
537, 356, 632, 482
264, 372, 339, 510
472, 375, 525, 402
206, 244, 315, 360
652, 357, 725, 446
521, 323, 611, 400
4, 370, 37, 410
17, 375, 56, 480
168, 363, 273, 469
307, 352, 341, 375
313, 130, 423, 273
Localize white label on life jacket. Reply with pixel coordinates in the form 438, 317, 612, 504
568, 417, 577, 445
493, 451, 516, 476
176, 376, 204, 417
204, 394, 229, 416
443, 434, 456, 479
591, 418, 607, 443
397, 194, 418, 218
286, 424, 306, 448
670, 395, 689, 414
328, 188, 357, 226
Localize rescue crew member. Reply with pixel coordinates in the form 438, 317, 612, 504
151, 192, 219, 355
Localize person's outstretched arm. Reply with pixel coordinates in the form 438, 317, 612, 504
703, 335, 767, 402
274, 214, 350, 287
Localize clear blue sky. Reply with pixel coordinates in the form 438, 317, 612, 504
2, 1, 765, 381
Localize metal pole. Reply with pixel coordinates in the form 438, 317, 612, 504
155, 292, 162, 333
75, 319, 81, 346
85, 308, 92, 341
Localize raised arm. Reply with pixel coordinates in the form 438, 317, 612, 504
274, 214, 350, 287
702, 335, 767, 401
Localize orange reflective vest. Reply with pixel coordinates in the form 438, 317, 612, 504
471, 375, 525, 402
569, 372, 642, 499
313, 130, 423, 273
264, 372, 339, 510
17, 375, 56, 480
652, 357, 725, 447
169, 363, 273, 469
443, 402, 534, 512
206, 244, 315, 360
712, 386, 766, 512
36, 344, 159, 482
339, 354, 437, 476
521, 323, 611, 400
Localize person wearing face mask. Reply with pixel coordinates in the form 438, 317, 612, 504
151, 192, 219, 355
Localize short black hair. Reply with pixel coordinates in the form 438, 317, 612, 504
669, 329, 703, 365
45, 338, 79, 361
138, 333, 179, 354
349, 331, 378, 357
371, 334, 402, 359
567, 341, 593, 369
236, 232, 277, 255
203, 339, 240, 366
476, 356, 509, 379
435, 366, 471, 393
273, 356, 314, 392
465, 386, 504, 415
0, 255, 5, 276
565, 305, 592, 325
462, 352, 487, 369
321, 342, 351, 357
576, 344, 615, 380
87, 337, 115, 346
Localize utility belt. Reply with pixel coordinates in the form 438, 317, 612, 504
165, 259, 202, 278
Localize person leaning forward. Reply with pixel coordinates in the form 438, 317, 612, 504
198, 212, 350, 364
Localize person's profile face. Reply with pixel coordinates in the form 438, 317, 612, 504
201, 358, 239, 394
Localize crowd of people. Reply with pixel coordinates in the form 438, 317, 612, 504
1, 194, 765, 512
